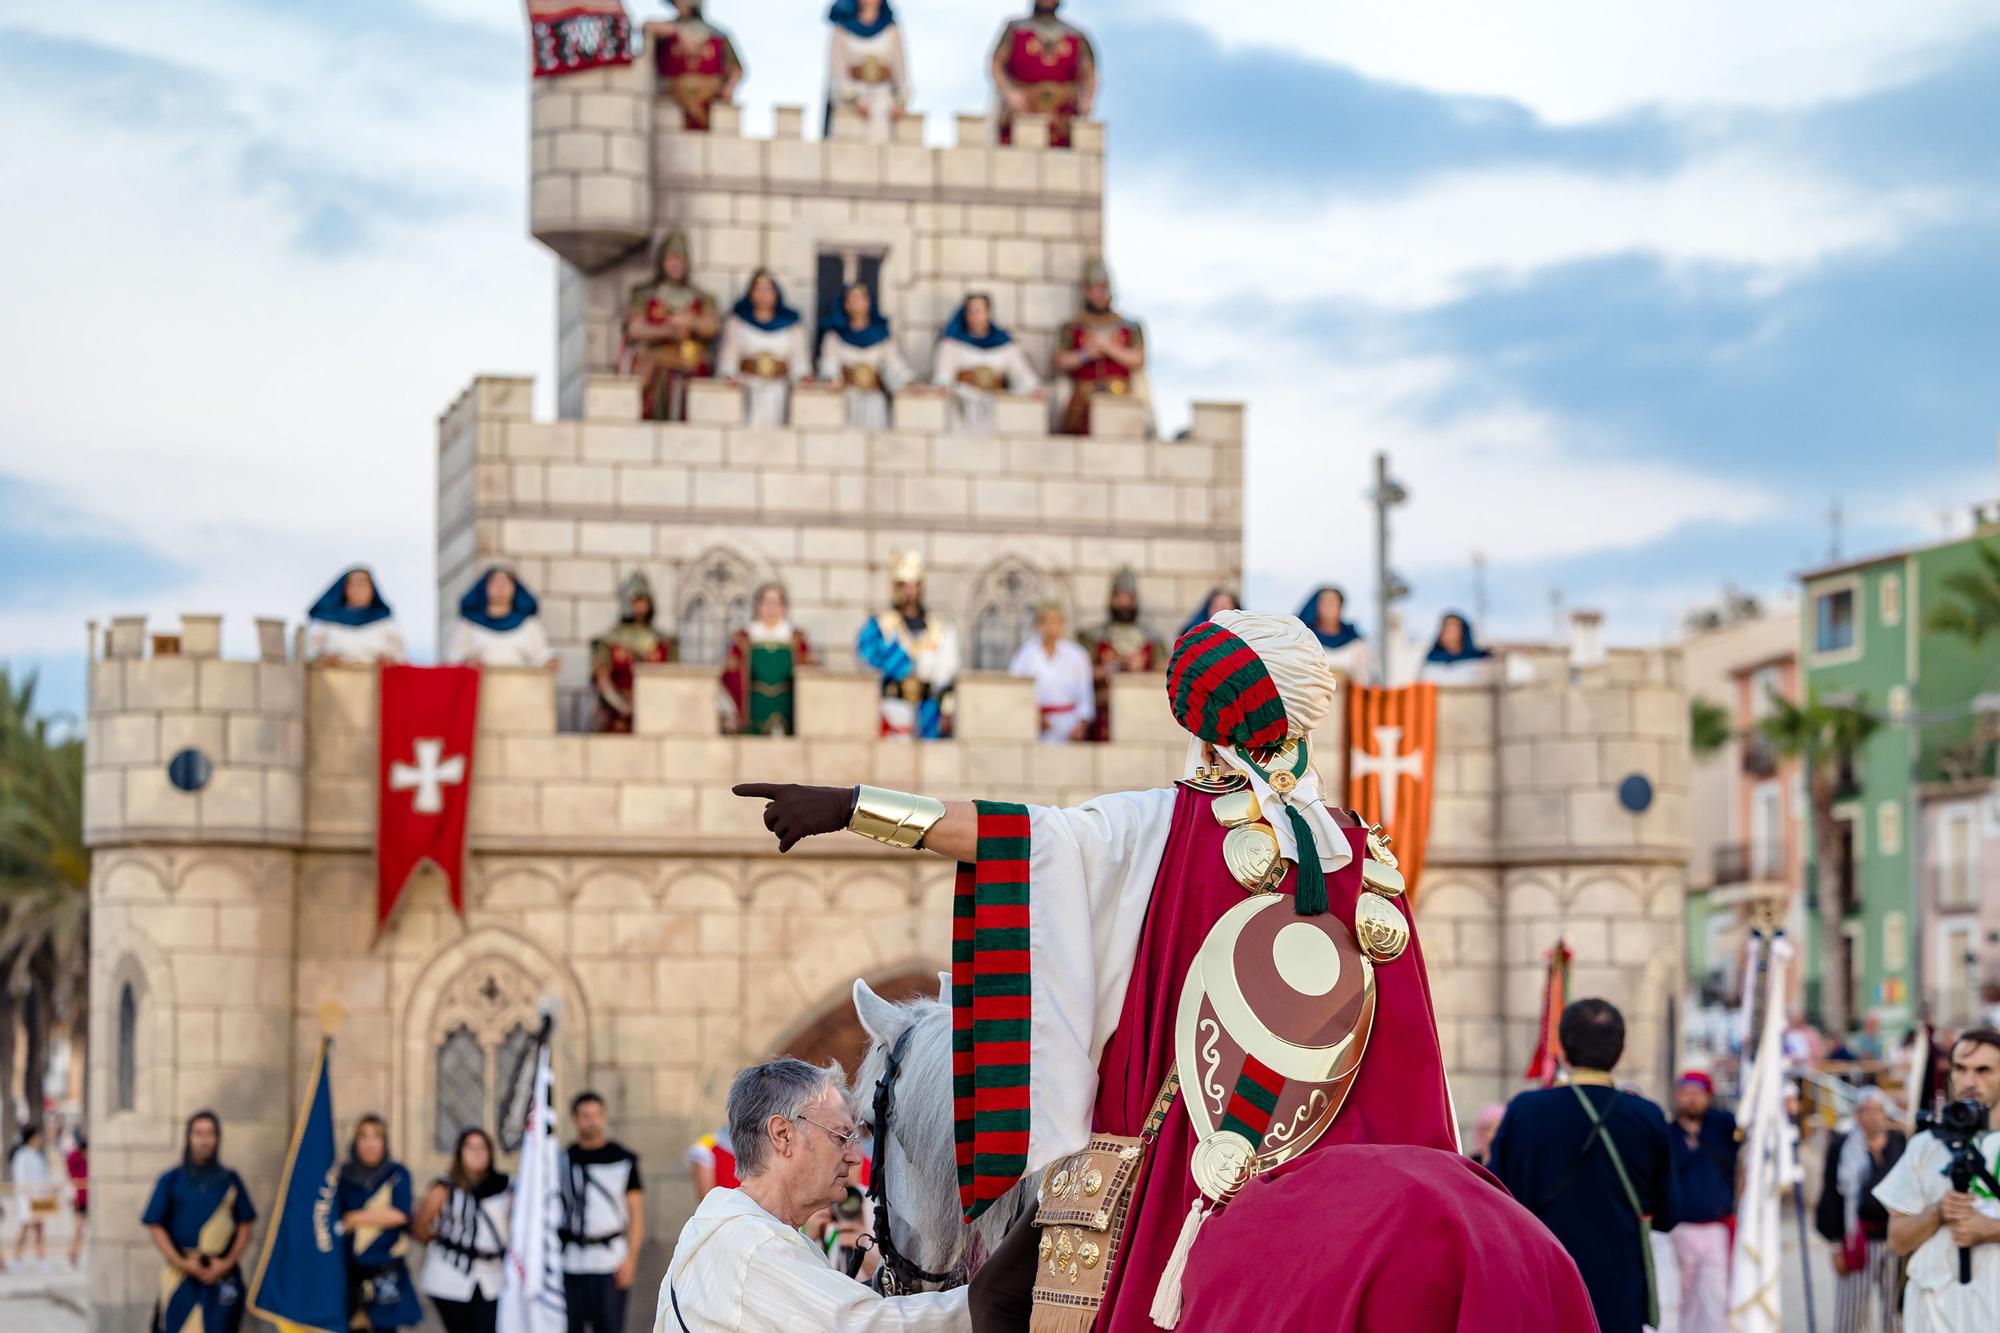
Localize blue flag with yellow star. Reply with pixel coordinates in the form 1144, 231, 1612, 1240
247, 1036, 346, 1333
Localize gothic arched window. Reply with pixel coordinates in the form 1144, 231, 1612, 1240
115, 982, 138, 1113
430, 958, 544, 1152
968, 558, 1057, 671
677, 548, 759, 666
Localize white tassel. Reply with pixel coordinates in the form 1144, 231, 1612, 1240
1149, 1197, 1210, 1329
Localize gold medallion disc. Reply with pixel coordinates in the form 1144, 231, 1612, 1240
1222, 823, 1284, 893
1190, 1130, 1256, 1202
1361, 859, 1407, 898
1353, 893, 1410, 962
1210, 789, 1262, 829
1268, 770, 1298, 795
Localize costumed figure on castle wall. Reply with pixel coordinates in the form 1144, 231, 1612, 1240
1179, 585, 1240, 637
717, 268, 811, 428
930, 292, 1041, 436
305, 565, 407, 665
1055, 259, 1147, 437
737, 611, 1600, 1330
591, 571, 676, 733
824, 0, 909, 144
990, 0, 1097, 149
646, 0, 744, 132
622, 228, 720, 423
816, 281, 916, 433
143, 1111, 257, 1333
855, 552, 959, 741
1301, 584, 1370, 683
1009, 601, 1095, 743
446, 565, 557, 669
1419, 610, 1494, 687
719, 581, 816, 737
1077, 566, 1164, 744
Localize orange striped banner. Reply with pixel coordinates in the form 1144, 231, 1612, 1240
1344, 683, 1438, 903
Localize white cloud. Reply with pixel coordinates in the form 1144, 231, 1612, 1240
1135, 0, 1998, 123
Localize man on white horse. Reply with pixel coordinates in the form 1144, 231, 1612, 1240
739, 612, 1590, 1330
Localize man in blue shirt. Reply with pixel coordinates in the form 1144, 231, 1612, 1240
1667, 1069, 1740, 1333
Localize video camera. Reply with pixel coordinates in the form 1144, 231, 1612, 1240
1917, 1097, 2000, 1286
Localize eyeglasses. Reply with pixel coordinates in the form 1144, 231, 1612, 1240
794, 1114, 868, 1152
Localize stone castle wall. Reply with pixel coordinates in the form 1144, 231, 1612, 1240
82, 620, 1685, 1330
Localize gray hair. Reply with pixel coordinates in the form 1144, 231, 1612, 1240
727, 1058, 844, 1178
1854, 1086, 1888, 1112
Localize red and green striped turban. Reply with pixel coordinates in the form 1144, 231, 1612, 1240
1165, 618, 1292, 754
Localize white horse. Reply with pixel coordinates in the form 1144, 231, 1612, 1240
850, 978, 1032, 1290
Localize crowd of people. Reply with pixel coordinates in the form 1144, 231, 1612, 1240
0, 1123, 85, 1274
303, 561, 1499, 741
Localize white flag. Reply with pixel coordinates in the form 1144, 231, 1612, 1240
500, 1025, 567, 1333
1727, 935, 1799, 1333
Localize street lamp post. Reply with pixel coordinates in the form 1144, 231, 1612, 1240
1372, 452, 1410, 681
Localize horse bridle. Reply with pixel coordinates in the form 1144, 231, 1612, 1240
858, 1024, 963, 1293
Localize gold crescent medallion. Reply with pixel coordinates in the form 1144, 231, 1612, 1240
1189, 1131, 1256, 1203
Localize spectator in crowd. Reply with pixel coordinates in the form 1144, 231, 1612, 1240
1179, 586, 1240, 637
1467, 1103, 1507, 1167
1785, 1012, 1828, 1074
1877, 1027, 2000, 1331
931, 293, 1041, 435
1852, 1014, 1886, 1062
560, 1091, 645, 1333
720, 582, 817, 737
623, 228, 720, 423
686, 1125, 740, 1202
646, 0, 745, 132
65, 1132, 85, 1270
1486, 999, 1679, 1333
816, 281, 916, 432
856, 552, 959, 741
1008, 602, 1095, 742
339, 1114, 421, 1332
1077, 566, 1164, 744
591, 572, 676, 734
414, 1128, 511, 1333
305, 566, 406, 665
1816, 1087, 1907, 1333
1299, 584, 1369, 682
142, 1110, 257, 1333
661, 1057, 967, 1329
446, 566, 556, 669
10, 1125, 52, 1267
717, 269, 810, 428
1667, 1071, 1739, 1333
824, 0, 909, 142
1419, 611, 1495, 686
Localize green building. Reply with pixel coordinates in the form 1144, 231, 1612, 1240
1799, 517, 2000, 1032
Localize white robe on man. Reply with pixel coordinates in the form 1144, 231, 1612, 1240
1008, 636, 1095, 743
657, 1186, 967, 1332
1873, 1130, 2000, 1333
817, 332, 915, 433
931, 338, 1041, 435
718, 317, 812, 428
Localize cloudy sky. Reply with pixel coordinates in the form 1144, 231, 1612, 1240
4, 0, 1998, 721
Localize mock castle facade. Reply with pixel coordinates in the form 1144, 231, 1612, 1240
80, 34, 1688, 1331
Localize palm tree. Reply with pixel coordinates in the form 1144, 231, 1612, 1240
1690, 697, 1734, 759
1758, 690, 1878, 1036
0, 671, 89, 1140
1926, 539, 2000, 646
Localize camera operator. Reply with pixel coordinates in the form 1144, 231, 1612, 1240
1876, 1027, 2000, 1330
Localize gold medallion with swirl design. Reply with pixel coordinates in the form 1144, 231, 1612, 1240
1353, 892, 1410, 962
1190, 1131, 1255, 1202
1223, 823, 1284, 893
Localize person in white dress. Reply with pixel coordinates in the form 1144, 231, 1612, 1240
1298, 585, 1370, 683
1418, 610, 1495, 686
1007, 603, 1095, 743
413, 1128, 512, 1333
658, 1059, 967, 1331
304, 565, 407, 665
824, 0, 909, 144
10, 1126, 52, 1267
717, 269, 811, 428
930, 294, 1041, 435
817, 282, 915, 433
445, 566, 556, 669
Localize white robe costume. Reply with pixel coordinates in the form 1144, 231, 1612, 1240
1319, 637, 1371, 683
446, 616, 555, 668
1007, 636, 1096, 742
931, 337, 1041, 435
826, 24, 909, 146
1872, 1131, 2000, 1333
1418, 655, 1493, 686
718, 316, 811, 428
817, 330, 915, 433
305, 616, 406, 664
658, 1186, 967, 1332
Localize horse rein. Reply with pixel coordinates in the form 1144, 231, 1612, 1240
859, 1024, 965, 1293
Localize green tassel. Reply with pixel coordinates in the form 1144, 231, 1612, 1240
1286, 806, 1327, 915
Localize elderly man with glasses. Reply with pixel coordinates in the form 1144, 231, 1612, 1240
657, 1058, 969, 1331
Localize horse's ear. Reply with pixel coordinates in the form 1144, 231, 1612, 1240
852, 977, 903, 1046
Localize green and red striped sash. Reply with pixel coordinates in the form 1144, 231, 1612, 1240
951, 800, 1032, 1221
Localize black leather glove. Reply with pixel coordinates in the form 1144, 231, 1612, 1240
732, 783, 856, 852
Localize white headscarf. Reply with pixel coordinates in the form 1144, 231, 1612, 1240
1837, 1086, 1889, 1240
1179, 611, 1351, 879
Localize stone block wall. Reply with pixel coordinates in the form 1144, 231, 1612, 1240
436, 373, 1244, 723
532, 35, 1107, 417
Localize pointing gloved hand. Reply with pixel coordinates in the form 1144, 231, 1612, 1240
733, 783, 856, 853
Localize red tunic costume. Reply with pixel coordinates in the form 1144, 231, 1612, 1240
994, 15, 1095, 148
1056, 311, 1142, 436
654, 16, 743, 131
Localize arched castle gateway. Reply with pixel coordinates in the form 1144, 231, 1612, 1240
80, 24, 1687, 1330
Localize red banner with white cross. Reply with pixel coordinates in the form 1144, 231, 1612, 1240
1344, 683, 1438, 903
378, 665, 481, 927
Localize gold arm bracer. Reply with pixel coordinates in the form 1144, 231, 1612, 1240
848, 785, 948, 850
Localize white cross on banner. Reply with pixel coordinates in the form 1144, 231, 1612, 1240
1350, 724, 1425, 826
377, 666, 483, 927
1344, 683, 1439, 903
